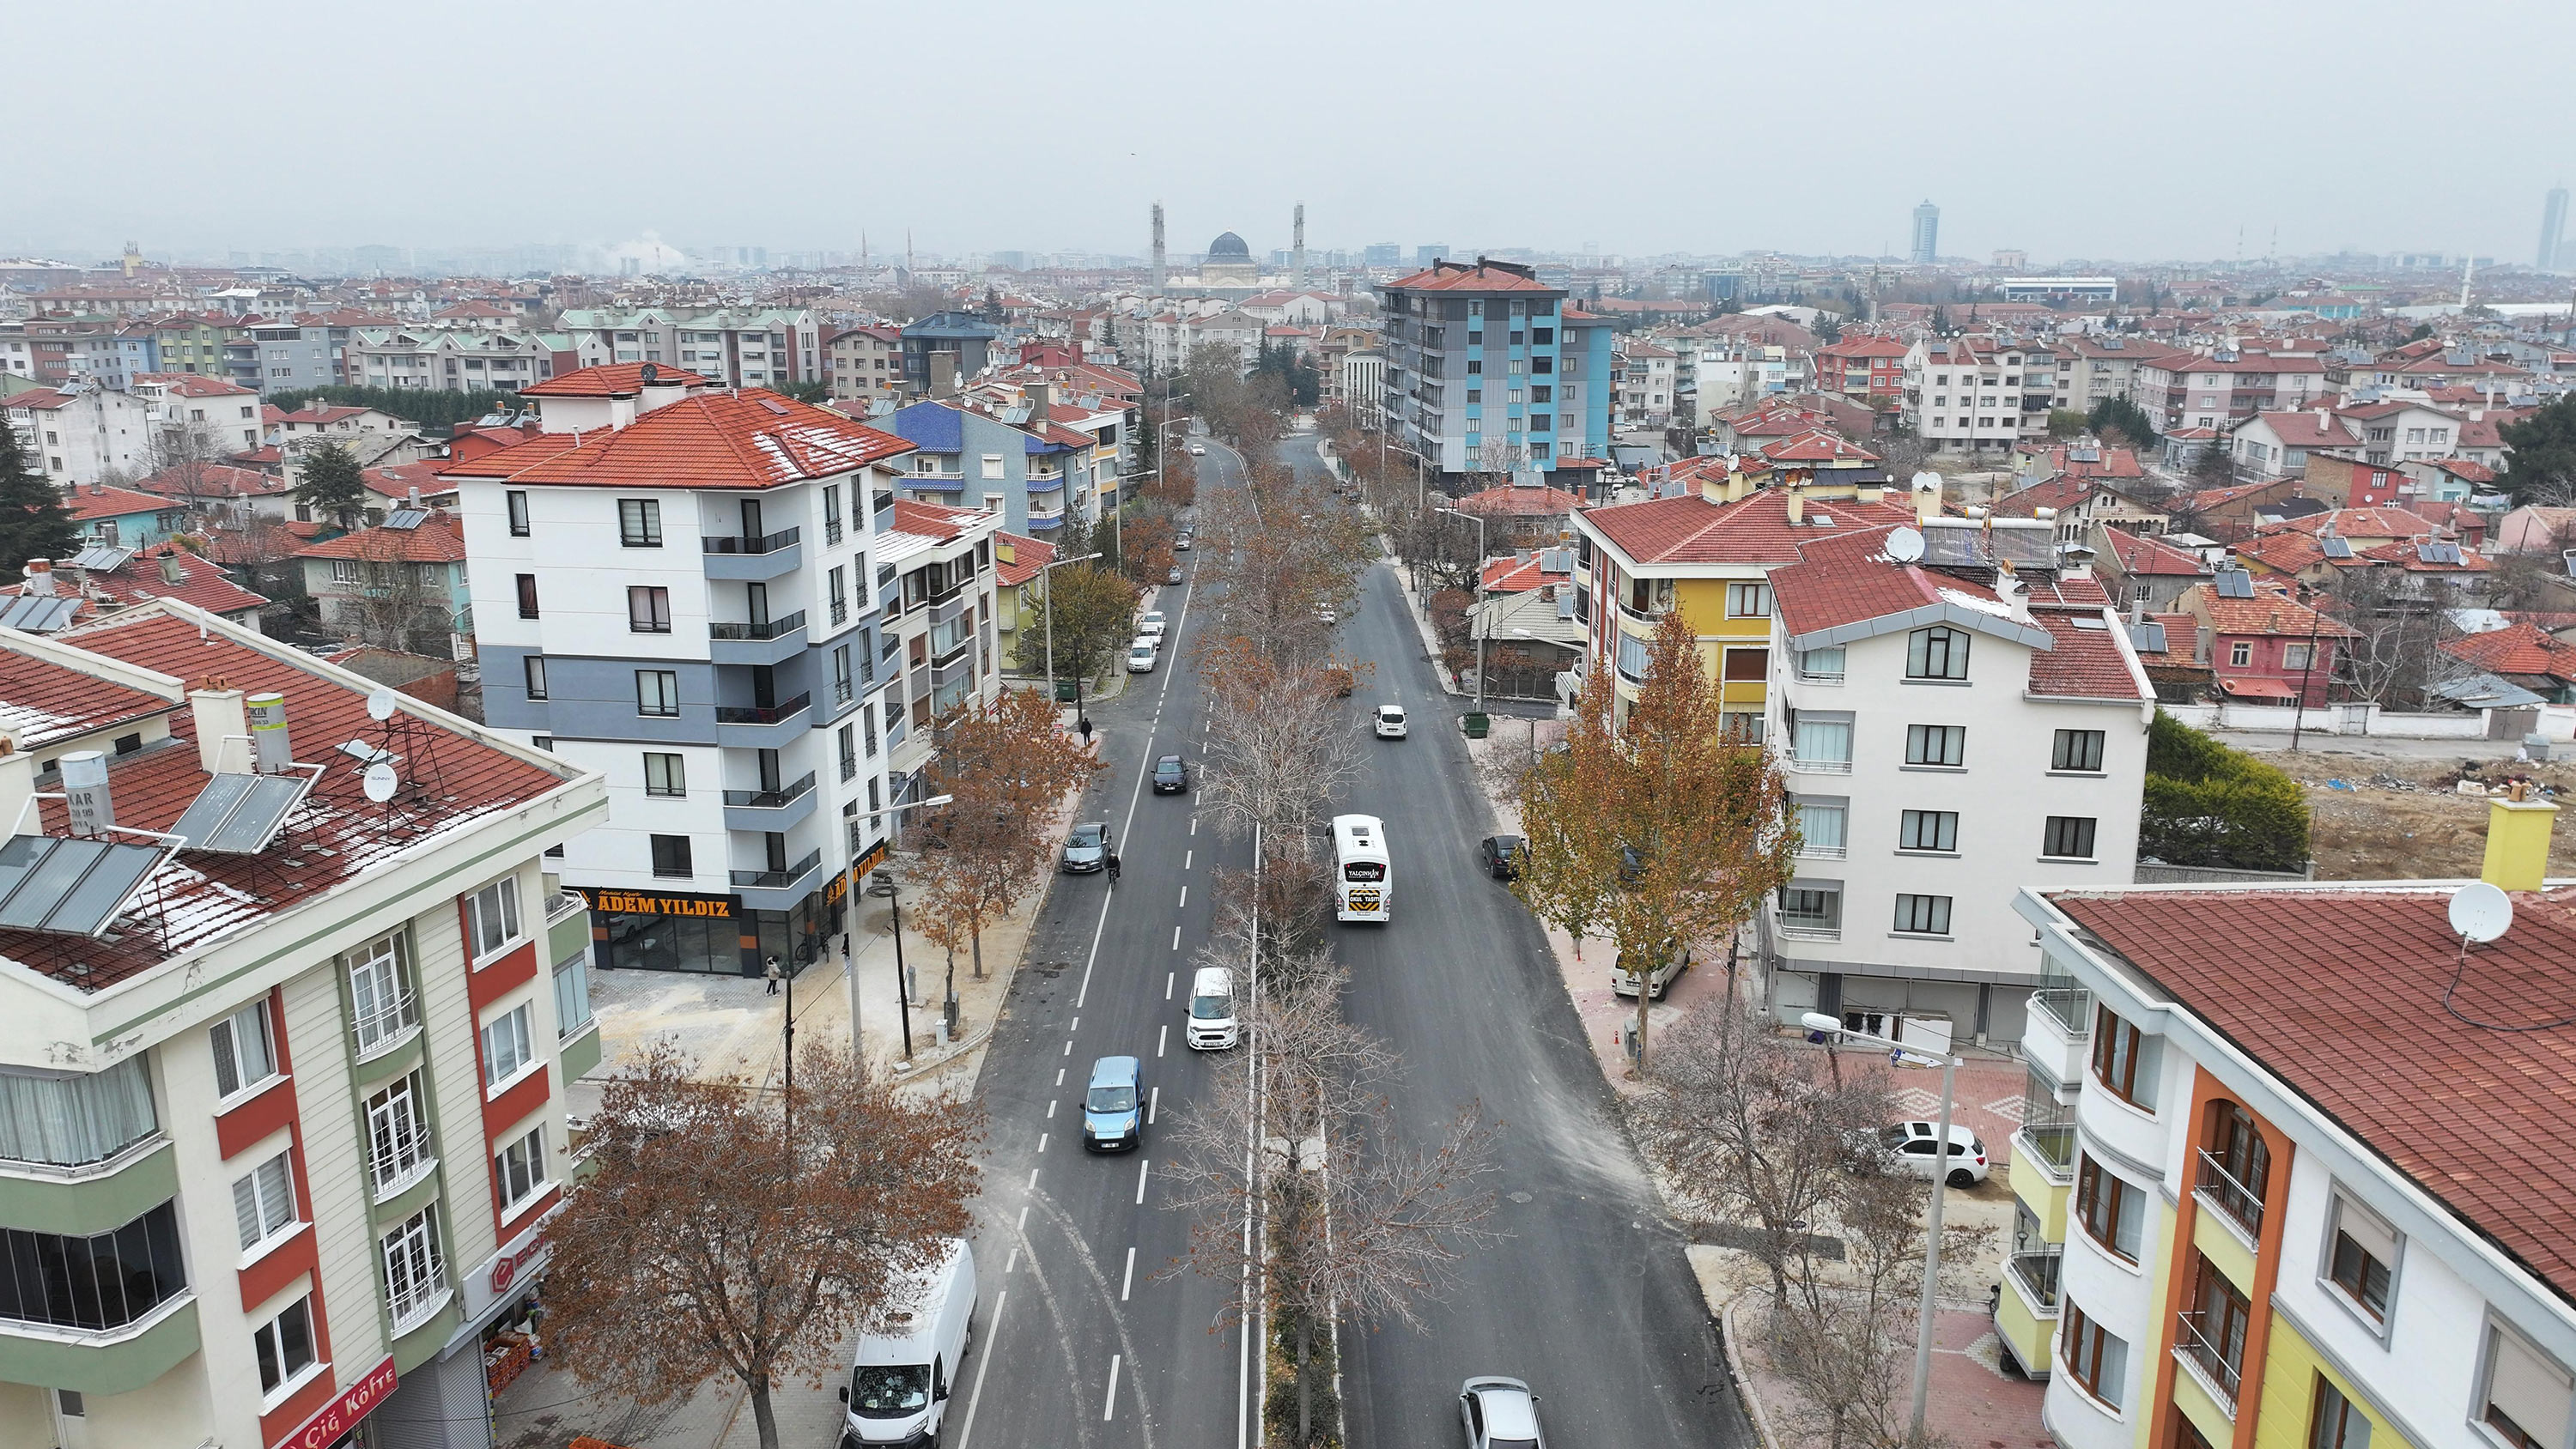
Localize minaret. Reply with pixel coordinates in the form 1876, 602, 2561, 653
1292, 203, 1307, 288
1150, 202, 1167, 293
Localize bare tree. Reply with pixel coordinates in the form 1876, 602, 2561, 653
1195, 640, 1370, 840
2323, 567, 2459, 709
147, 417, 226, 524
915, 686, 1103, 1001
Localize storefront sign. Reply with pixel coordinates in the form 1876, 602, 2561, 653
823, 869, 850, 907
576, 888, 735, 919
462, 1212, 556, 1324
852, 837, 890, 880
279, 1355, 396, 1449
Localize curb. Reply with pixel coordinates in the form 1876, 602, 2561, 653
1721, 1295, 1785, 1449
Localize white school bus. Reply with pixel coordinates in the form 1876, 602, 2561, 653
1332, 814, 1389, 923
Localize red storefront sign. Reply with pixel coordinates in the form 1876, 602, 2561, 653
278, 1355, 396, 1449
490, 1234, 544, 1295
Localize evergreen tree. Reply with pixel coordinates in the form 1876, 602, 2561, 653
2500, 392, 2576, 502
0, 420, 78, 570
294, 441, 370, 532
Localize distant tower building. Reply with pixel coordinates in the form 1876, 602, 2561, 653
1911, 201, 1941, 264
1292, 203, 1307, 288
2541, 187, 2568, 271
1151, 202, 1167, 292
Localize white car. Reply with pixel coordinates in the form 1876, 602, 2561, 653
1186, 966, 1238, 1051
1127, 642, 1157, 673
1318, 608, 1339, 625
1139, 618, 1167, 645
1874, 1120, 1990, 1188
1374, 705, 1407, 739
1460, 1377, 1545, 1449
1189, 442, 1206, 456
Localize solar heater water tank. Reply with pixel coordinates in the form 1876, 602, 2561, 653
248, 693, 291, 773
60, 751, 112, 837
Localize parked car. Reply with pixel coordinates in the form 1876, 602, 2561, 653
1139, 618, 1167, 644
1127, 641, 1157, 673
1168, 566, 1186, 585
1875, 1121, 1989, 1188
1153, 755, 1189, 793
1374, 704, 1407, 739
1061, 822, 1112, 873
840, 1240, 976, 1447
1187, 966, 1238, 1050
1318, 608, 1339, 625
1174, 533, 1194, 551
1477, 835, 1525, 881
1610, 940, 1691, 1000
1082, 1056, 1144, 1151
1459, 1377, 1546, 1449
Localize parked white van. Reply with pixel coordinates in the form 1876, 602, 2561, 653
1187, 966, 1238, 1050
841, 1238, 977, 1445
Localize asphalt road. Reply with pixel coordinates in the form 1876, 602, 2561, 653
951, 433, 1750, 1449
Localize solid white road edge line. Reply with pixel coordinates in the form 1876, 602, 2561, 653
950, 1288, 1006, 1449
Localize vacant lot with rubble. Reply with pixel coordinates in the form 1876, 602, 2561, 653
2257, 747, 2576, 880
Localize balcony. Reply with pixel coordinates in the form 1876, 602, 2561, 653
702, 526, 803, 580
2174, 1308, 2243, 1416
2195, 1149, 2266, 1240
546, 888, 586, 925
708, 609, 808, 666
2005, 1246, 2063, 1315
1027, 470, 1066, 494
714, 692, 811, 748
1783, 753, 1853, 776
732, 848, 824, 911
722, 770, 818, 832
350, 990, 422, 1064
2025, 987, 2090, 1088
2014, 1121, 2077, 1182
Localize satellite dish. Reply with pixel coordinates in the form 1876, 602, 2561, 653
2449, 881, 2513, 943
362, 761, 398, 803
1885, 527, 1926, 564
366, 688, 398, 722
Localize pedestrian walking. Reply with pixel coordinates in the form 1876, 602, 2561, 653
1106, 850, 1122, 882
763, 954, 782, 996
1078, 716, 1094, 746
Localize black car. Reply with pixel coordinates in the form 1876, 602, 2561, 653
1478, 835, 1526, 880
1153, 755, 1189, 793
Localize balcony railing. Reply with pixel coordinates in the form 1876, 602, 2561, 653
1792, 666, 1844, 685
2007, 1246, 2063, 1313
2032, 985, 2092, 1037
721, 772, 816, 810
546, 888, 586, 924
702, 526, 801, 555
714, 693, 811, 726
2018, 1122, 2077, 1179
732, 849, 823, 891
709, 610, 806, 641
351, 991, 422, 1061
1784, 754, 1854, 775
2174, 1308, 2243, 1413
2196, 1149, 2267, 1239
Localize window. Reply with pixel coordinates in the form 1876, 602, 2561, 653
643, 752, 685, 797
2284, 642, 2315, 670
211, 999, 277, 1098
364, 1071, 432, 1193
1893, 894, 1953, 935
481, 1003, 533, 1088
347, 933, 417, 1057
863, 702, 879, 757
1722, 647, 1768, 682
1906, 625, 1971, 679
2075, 1156, 2147, 1259
0, 1203, 186, 1332
1899, 811, 1959, 852
628, 585, 671, 633
2312, 1378, 2371, 1449
2091, 1003, 2157, 1105
981, 453, 1005, 480
617, 498, 663, 548
465, 878, 521, 961
1727, 581, 1772, 618
253, 1294, 316, 1396
2485, 1326, 2573, 1449
1797, 646, 1845, 682
380, 1208, 446, 1330
515, 573, 538, 619
839, 724, 859, 782
832, 644, 854, 706
494, 1126, 546, 1214
2060, 1300, 2127, 1405
522, 654, 547, 700
1795, 800, 1846, 857
1791, 712, 1853, 768
2052, 729, 2106, 773
2328, 1196, 2398, 1321
829, 566, 848, 624
824, 484, 844, 543
554, 953, 592, 1038
1777, 885, 1841, 931
1905, 724, 1965, 767
1720, 709, 1765, 743
232, 1150, 297, 1252
2230, 640, 2253, 668
651, 834, 693, 878
2043, 815, 2099, 859
636, 670, 679, 717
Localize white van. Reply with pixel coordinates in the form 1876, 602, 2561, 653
841, 1239, 977, 1445
1187, 966, 1238, 1050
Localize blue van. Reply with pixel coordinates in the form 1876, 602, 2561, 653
1081, 1056, 1143, 1152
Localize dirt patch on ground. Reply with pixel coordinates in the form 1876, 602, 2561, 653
2264, 749, 2576, 880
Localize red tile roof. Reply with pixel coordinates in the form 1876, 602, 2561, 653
1759, 429, 1879, 464
2444, 623, 2576, 684
2184, 579, 2359, 639
1, 389, 71, 412
293, 511, 466, 565
133, 372, 256, 397
0, 652, 175, 752
517, 362, 711, 398
2099, 529, 2211, 578
2268, 507, 2439, 543
359, 461, 455, 500
482, 391, 913, 490
430, 431, 586, 479
1456, 482, 1582, 518
62, 485, 175, 523
2049, 884, 2576, 1308
993, 531, 1055, 587
127, 463, 288, 502
2134, 612, 2202, 670
1383, 261, 1558, 294
1582, 488, 1920, 567
1480, 551, 1575, 593
890, 499, 986, 543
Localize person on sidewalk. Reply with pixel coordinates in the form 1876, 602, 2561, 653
763, 954, 781, 995
1079, 716, 1094, 746
1106, 850, 1122, 882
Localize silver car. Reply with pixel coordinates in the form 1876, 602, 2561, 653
1459, 1377, 1544, 1449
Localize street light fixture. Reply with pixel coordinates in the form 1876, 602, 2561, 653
1801, 1010, 1959, 1447
854, 792, 953, 1063
1038, 550, 1103, 719
1437, 506, 1492, 707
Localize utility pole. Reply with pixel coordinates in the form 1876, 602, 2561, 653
1437, 506, 1492, 706
1042, 549, 1102, 717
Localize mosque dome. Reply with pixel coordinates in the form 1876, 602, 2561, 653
1206, 232, 1252, 262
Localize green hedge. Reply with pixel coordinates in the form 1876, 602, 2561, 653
2138, 710, 2311, 871
266, 385, 519, 435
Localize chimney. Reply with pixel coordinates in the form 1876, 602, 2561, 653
2480, 782, 2559, 893
157, 552, 183, 585
191, 682, 250, 773
22, 560, 53, 597
1786, 483, 1807, 525
1995, 561, 2032, 622
247, 691, 291, 773
60, 751, 112, 837
1027, 379, 1050, 422
1856, 482, 1885, 504
0, 736, 33, 837
1911, 470, 1942, 524
405, 486, 421, 507
931, 352, 958, 399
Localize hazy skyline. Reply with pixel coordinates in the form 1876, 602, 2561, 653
12, 0, 2574, 268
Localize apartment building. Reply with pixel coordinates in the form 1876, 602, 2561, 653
1812, 334, 1908, 401
874, 500, 1005, 799
2136, 349, 2331, 434
346, 328, 574, 394
2053, 336, 2190, 413
449, 362, 938, 977
824, 324, 903, 408
131, 372, 264, 455
882, 396, 1094, 537
1902, 336, 2059, 453
1615, 340, 1678, 430
1, 384, 154, 488
555, 309, 824, 389
1379, 258, 1583, 489
0, 603, 605, 1449
1998, 796, 2576, 1449
1760, 514, 2152, 1045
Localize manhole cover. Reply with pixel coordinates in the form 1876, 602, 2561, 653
1507, 1191, 1534, 1204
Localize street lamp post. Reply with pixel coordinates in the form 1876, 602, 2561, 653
1437, 506, 1492, 707
1801, 1011, 1959, 1447
863, 793, 954, 1062
1040, 549, 1103, 720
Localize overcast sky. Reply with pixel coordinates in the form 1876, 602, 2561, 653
13, 0, 2574, 268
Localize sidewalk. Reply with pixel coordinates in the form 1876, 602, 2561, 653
1719, 1294, 2050, 1449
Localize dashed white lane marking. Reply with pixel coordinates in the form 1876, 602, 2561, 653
1054, 1067, 1065, 1087
1147, 1086, 1159, 1125
951, 1288, 1007, 1449
1048, 1099, 1057, 1118
1172, 925, 1181, 950
1026, 1167, 1039, 1190
1005, 1246, 1019, 1273
1184, 850, 1193, 870
1121, 1246, 1136, 1301
1104, 1354, 1122, 1421
1063, 1040, 1072, 1057
1157, 1023, 1168, 1057
1190, 816, 1198, 836
1071, 1016, 1079, 1034
1038, 1133, 1048, 1154
1178, 886, 1188, 908
1135, 1158, 1151, 1204
1016, 1204, 1028, 1231
1166, 973, 1175, 1000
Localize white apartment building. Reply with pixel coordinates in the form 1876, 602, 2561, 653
1902, 336, 2059, 454
130, 373, 264, 456
447, 362, 991, 978
0, 603, 605, 1449
1999, 798, 2576, 1449
346, 328, 570, 394
1689, 343, 1794, 426
555, 309, 823, 389
0, 383, 154, 488
1761, 514, 2151, 1045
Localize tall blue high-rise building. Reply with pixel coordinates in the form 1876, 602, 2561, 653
1911, 201, 1941, 264
2540, 187, 2567, 271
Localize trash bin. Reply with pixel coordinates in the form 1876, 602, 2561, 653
1463, 712, 1491, 738
1054, 679, 1079, 702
